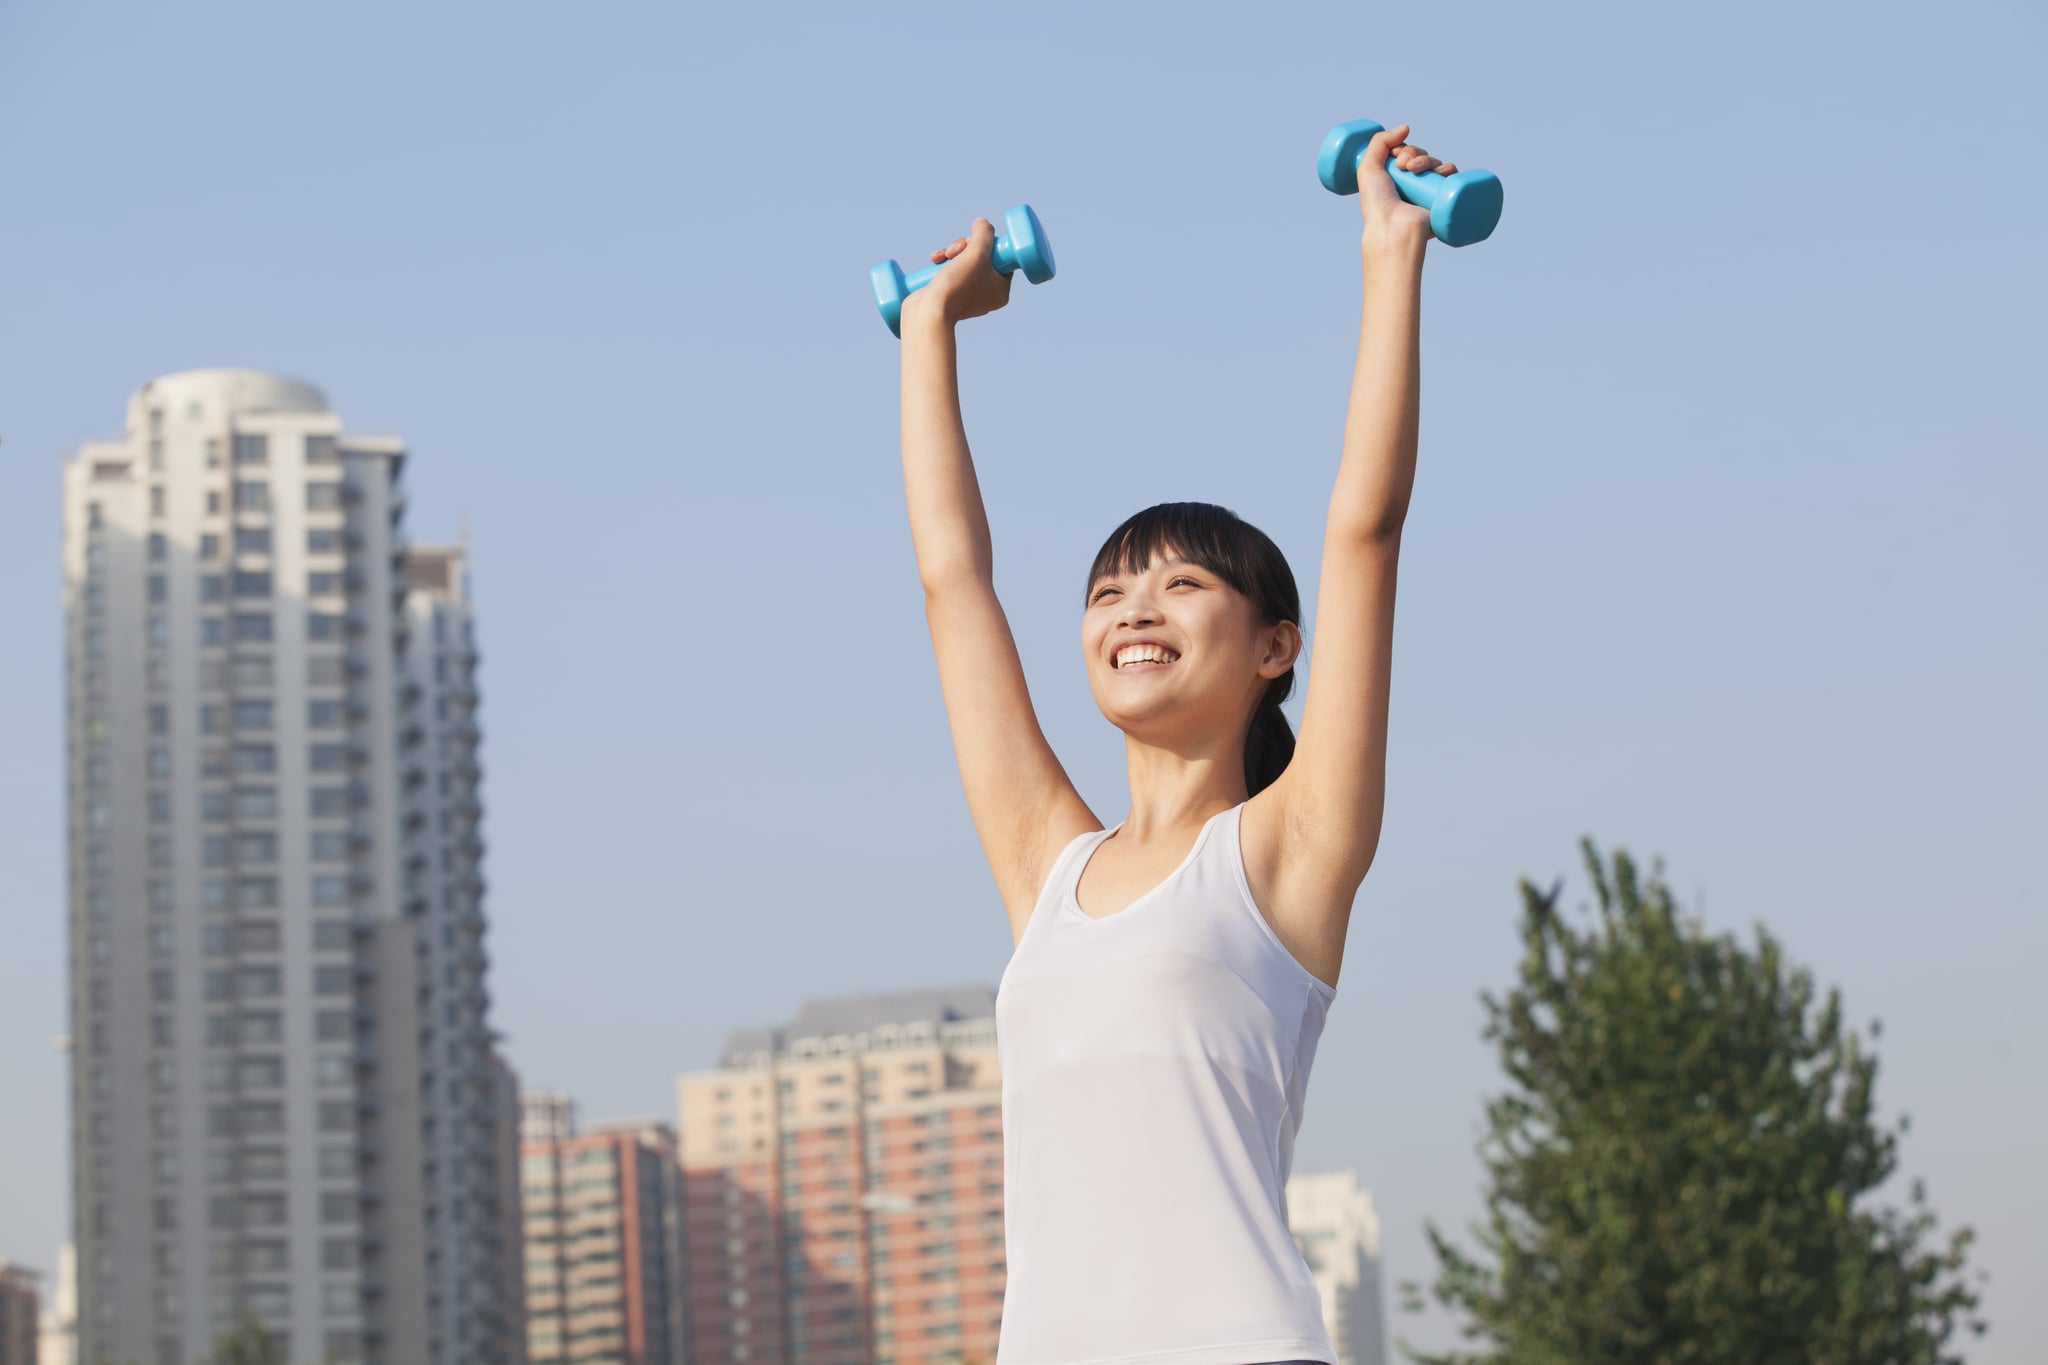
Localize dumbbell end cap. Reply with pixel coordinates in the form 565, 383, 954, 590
871, 260, 910, 337
1005, 204, 1056, 284
1430, 171, 1504, 247
1318, 119, 1387, 196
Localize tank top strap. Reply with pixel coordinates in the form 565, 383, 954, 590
1024, 824, 1111, 935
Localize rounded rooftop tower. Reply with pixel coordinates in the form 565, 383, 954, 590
125, 368, 329, 436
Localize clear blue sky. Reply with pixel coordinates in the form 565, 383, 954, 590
3, 0, 2042, 1357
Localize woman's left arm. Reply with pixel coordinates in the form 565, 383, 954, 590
1276, 124, 1456, 893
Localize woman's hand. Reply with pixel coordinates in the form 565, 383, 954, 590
1357, 123, 1457, 263
898, 216, 1015, 332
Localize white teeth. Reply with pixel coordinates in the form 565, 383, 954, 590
1115, 645, 1178, 669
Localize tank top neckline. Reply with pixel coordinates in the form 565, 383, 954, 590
1065, 804, 1235, 926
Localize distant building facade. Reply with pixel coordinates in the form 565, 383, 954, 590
0, 1263, 38, 1365
59, 370, 515, 1365
1286, 1170, 1387, 1365
37, 1247, 76, 1365
520, 1108, 687, 1365
676, 986, 1007, 1365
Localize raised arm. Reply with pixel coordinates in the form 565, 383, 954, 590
1272, 124, 1455, 897
900, 218, 1096, 942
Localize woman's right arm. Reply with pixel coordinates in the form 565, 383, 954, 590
900, 219, 1097, 943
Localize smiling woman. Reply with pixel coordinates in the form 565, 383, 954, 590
892, 121, 1456, 1365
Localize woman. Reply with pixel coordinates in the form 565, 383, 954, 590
896, 124, 1454, 1365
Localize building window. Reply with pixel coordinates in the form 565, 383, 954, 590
232, 612, 272, 643
235, 877, 279, 910
233, 570, 272, 599
234, 921, 280, 954
239, 1057, 284, 1089
307, 612, 346, 642
234, 743, 277, 775
306, 482, 345, 512
234, 527, 272, 555
199, 532, 221, 558
237, 967, 282, 999
309, 743, 349, 773
233, 480, 269, 512
310, 831, 350, 862
308, 699, 346, 729
308, 528, 343, 555
232, 435, 269, 467
310, 786, 350, 817
306, 435, 339, 465
240, 1012, 283, 1045
148, 531, 166, 561
314, 965, 352, 996
234, 787, 277, 819
312, 876, 350, 907
233, 700, 274, 730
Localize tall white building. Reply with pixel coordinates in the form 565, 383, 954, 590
61, 369, 517, 1365
36, 1246, 77, 1365
1286, 1169, 1388, 1365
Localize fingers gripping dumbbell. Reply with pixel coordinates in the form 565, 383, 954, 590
869, 204, 1057, 336
1318, 119, 1504, 247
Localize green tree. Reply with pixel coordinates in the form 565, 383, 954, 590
1404, 839, 1984, 1365
201, 1319, 290, 1365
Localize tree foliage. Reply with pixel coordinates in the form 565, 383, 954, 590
201, 1319, 292, 1365
1403, 838, 1984, 1365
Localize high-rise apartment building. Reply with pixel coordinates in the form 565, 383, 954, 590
677, 986, 1008, 1365
0, 1263, 37, 1365
60, 369, 515, 1365
1285, 1170, 1386, 1365
519, 1108, 687, 1365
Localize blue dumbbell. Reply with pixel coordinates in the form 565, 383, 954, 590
870, 204, 1056, 337
1318, 119, 1503, 247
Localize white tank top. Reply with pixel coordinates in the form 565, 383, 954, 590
993, 802, 1340, 1365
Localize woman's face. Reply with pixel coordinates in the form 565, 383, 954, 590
1082, 551, 1297, 745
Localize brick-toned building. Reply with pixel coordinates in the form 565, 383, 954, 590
520, 1109, 687, 1365
0, 1263, 39, 1365
677, 986, 1007, 1365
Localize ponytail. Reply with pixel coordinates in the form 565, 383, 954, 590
1244, 675, 1297, 799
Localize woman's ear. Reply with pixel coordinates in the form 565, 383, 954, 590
1260, 621, 1303, 677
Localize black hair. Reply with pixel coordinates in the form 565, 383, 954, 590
1085, 501, 1302, 798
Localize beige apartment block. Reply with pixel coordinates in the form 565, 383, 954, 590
677, 986, 1008, 1365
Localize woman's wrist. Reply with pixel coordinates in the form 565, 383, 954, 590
899, 294, 959, 341
1360, 225, 1429, 277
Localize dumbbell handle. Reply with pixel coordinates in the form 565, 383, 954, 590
871, 204, 1055, 337
1318, 119, 1503, 248
899, 233, 1029, 294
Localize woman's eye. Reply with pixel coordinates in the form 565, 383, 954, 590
1170, 577, 1196, 588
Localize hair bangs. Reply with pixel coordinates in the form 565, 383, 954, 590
1085, 502, 1269, 607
